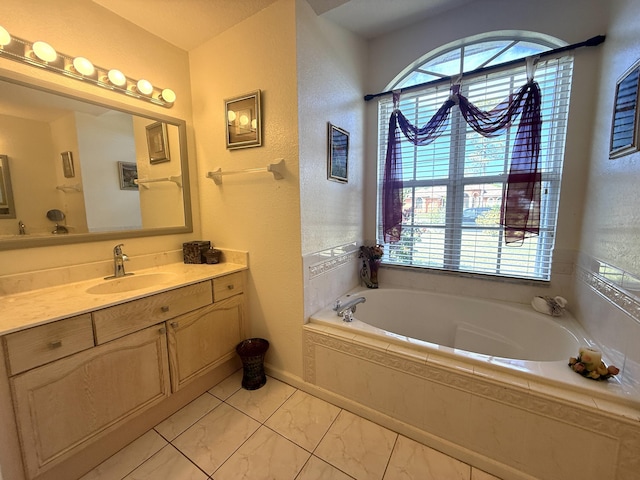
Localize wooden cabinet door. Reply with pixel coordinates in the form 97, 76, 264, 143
11, 325, 170, 479
167, 294, 245, 392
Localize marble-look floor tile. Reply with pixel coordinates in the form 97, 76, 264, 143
79, 430, 167, 480
265, 390, 341, 451
209, 369, 243, 400
173, 402, 260, 475
155, 392, 221, 441
297, 455, 355, 480
384, 435, 470, 480
315, 410, 397, 480
123, 445, 207, 480
212, 426, 310, 480
226, 376, 296, 422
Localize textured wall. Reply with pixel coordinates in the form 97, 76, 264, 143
580, 0, 640, 276
190, 0, 304, 376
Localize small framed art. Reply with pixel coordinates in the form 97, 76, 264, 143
327, 123, 349, 183
610, 59, 640, 159
146, 122, 171, 164
118, 161, 138, 190
225, 90, 262, 149
61, 151, 75, 178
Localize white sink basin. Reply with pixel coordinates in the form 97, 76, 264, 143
86, 272, 177, 295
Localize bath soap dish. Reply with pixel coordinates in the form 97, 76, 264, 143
569, 347, 619, 381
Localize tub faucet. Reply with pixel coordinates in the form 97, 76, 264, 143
336, 296, 366, 321
18, 220, 25, 235
112, 243, 129, 278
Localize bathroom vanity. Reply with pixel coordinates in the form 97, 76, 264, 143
0, 262, 247, 480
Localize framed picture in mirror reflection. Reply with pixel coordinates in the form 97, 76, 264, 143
61, 151, 75, 178
146, 122, 171, 164
225, 90, 262, 149
118, 161, 138, 190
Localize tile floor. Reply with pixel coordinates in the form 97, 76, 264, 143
80, 370, 502, 480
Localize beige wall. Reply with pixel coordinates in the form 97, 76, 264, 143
0, 0, 198, 275
297, 0, 367, 255
581, 0, 640, 276
190, 0, 304, 377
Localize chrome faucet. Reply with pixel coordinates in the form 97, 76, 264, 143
18, 220, 25, 235
335, 296, 366, 322
112, 243, 129, 278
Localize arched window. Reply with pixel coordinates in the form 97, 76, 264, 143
376, 32, 572, 281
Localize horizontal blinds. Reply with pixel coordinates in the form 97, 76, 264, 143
377, 55, 573, 281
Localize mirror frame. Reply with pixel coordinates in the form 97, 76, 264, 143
0, 76, 193, 251
0, 154, 17, 219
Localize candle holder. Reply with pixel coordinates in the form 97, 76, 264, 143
569, 347, 619, 381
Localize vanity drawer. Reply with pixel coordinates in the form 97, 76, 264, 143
213, 272, 244, 302
3, 314, 94, 375
93, 281, 213, 344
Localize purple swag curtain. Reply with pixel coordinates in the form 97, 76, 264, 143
382, 80, 542, 245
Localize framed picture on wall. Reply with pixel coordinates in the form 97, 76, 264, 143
118, 161, 138, 190
610, 59, 640, 159
225, 90, 262, 149
61, 151, 75, 178
327, 123, 349, 183
146, 122, 171, 164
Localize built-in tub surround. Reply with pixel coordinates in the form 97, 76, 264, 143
304, 287, 640, 480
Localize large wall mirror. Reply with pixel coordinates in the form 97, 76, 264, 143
0, 77, 192, 250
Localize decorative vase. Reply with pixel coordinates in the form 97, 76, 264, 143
360, 258, 380, 288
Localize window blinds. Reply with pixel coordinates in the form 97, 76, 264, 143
377, 55, 573, 281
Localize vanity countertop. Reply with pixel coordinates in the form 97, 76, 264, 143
0, 262, 248, 336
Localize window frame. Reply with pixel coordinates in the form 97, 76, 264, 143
376, 33, 572, 282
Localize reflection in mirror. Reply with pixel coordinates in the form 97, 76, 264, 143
0, 77, 191, 250
0, 154, 16, 218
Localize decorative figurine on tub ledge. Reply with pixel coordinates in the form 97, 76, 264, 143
359, 244, 384, 289
531, 295, 567, 316
569, 347, 620, 380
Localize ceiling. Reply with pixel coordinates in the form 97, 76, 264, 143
92, 0, 475, 51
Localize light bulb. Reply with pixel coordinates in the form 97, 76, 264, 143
227, 110, 236, 122
160, 88, 176, 104
251, 119, 257, 129
72, 56, 95, 76
32, 41, 57, 62
239, 114, 249, 126
0, 26, 10, 47
107, 69, 126, 87
136, 79, 153, 96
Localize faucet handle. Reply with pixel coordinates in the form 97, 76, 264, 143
333, 299, 342, 311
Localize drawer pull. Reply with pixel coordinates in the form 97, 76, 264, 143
227, 284, 234, 290
170, 322, 179, 328
49, 340, 62, 349
161, 306, 170, 313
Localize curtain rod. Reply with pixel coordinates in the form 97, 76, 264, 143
364, 34, 606, 102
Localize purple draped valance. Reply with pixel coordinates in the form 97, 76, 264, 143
383, 80, 542, 245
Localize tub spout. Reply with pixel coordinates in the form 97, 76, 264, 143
336, 296, 366, 320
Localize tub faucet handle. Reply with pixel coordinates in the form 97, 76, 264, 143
342, 310, 354, 322
333, 299, 342, 311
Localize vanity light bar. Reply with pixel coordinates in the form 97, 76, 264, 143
0, 25, 176, 108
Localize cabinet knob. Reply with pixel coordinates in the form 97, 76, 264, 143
49, 340, 62, 349
227, 284, 234, 290
158, 327, 166, 334
161, 305, 170, 313
170, 322, 179, 328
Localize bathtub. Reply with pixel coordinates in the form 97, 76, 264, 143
316, 288, 586, 363
303, 287, 640, 480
